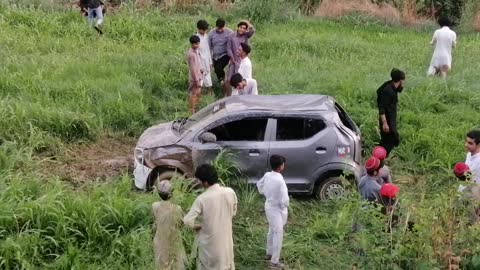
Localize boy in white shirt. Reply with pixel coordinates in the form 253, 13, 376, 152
257, 155, 288, 269
465, 130, 480, 184
230, 73, 258, 96
237, 42, 252, 79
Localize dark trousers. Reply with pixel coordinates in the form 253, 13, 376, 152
213, 55, 230, 82
380, 130, 399, 156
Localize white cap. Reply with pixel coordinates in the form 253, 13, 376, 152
157, 180, 172, 194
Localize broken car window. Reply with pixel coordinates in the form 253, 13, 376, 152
276, 118, 326, 141
209, 118, 268, 141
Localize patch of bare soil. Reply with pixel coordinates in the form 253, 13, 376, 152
40, 136, 136, 185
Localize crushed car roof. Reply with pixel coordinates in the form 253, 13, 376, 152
218, 94, 336, 113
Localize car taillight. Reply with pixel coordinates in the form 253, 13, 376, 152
337, 146, 351, 157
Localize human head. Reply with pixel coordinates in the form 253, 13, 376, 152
195, 164, 218, 188
237, 21, 248, 35
238, 42, 251, 58
189, 35, 200, 49
380, 183, 400, 207
454, 162, 470, 181
270, 155, 286, 173
215, 18, 226, 32
372, 146, 388, 167
230, 73, 246, 89
391, 68, 406, 86
465, 130, 480, 154
197, 19, 209, 35
365, 157, 381, 176
157, 180, 172, 200
438, 17, 452, 27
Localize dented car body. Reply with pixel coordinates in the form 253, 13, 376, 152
134, 94, 362, 199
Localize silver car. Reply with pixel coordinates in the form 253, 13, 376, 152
134, 94, 362, 199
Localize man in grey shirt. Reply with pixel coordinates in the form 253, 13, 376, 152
208, 18, 234, 90
359, 157, 382, 202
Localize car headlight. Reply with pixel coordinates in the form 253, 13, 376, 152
134, 148, 144, 164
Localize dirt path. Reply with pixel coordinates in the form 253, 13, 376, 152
40, 136, 136, 184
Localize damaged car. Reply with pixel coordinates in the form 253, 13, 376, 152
134, 94, 362, 200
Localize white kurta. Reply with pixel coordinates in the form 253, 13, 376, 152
231, 78, 258, 96
196, 32, 213, 87
257, 171, 289, 264
152, 201, 187, 270
183, 184, 237, 270
427, 26, 456, 75
238, 57, 252, 80
466, 152, 480, 184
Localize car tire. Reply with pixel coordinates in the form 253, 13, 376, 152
153, 170, 182, 191
315, 177, 346, 200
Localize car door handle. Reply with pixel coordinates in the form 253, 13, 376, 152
315, 146, 327, 154
249, 149, 260, 157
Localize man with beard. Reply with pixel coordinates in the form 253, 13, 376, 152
376, 68, 406, 156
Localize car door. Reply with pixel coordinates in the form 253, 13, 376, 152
267, 116, 335, 192
191, 115, 273, 183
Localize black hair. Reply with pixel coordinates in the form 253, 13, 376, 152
390, 68, 406, 82
230, 73, 244, 88
197, 19, 209, 31
216, 18, 226, 28
270, 155, 286, 171
159, 192, 171, 201
467, 130, 480, 145
438, 17, 452, 27
189, 35, 200, 44
240, 42, 251, 55
237, 21, 248, 28
195, 164, 218, 185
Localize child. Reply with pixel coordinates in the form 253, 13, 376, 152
195, 20, 213, 95
358, 157, 382, 202
372, 146, 393, 185
152, 180, 186, 270
186, 35, 203, 114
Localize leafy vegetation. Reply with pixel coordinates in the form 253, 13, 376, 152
1, 3, 480, 269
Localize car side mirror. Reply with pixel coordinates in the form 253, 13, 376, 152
199, 132, 217, 143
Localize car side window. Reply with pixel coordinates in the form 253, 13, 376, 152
276, 118, 326, 141
208, 118, 268, 141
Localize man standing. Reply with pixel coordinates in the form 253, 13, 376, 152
237, 43, 252, 80
80, 0, 105, 35
427, 17, 457, 78
227, 20, 255, 95
152, 180, 186, 270
208, 19, 233, 92
183, 164, 238, 270
230, 73, 258, 96
465, 130, 480, 184
376, 68, 406, 155
257, 155, 289, 269
196, 19, 213, 95
186, 35, 203, 114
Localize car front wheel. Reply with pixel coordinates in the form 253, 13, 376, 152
315, 177, 346, 200
153, 170, 182, 191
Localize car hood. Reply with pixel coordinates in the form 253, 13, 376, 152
136, 122, 181, 149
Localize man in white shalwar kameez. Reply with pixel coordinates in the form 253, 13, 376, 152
427, 17, 457, 78
257, 155, 289, 269
195, 20, 213, 94
183, 164, 238, 270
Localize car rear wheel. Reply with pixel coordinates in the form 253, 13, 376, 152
315, 177, 346, 200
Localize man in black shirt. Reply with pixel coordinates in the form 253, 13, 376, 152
377, 68, 406, 156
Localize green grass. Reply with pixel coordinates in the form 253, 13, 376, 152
1, 5, 480, 269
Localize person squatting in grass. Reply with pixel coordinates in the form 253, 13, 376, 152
359, 157, 382, 202
454, 162, 480, 224
226, 20, 255, 96
186, 35, 203, 114
183, 164, 238, 270
208, 18, 234, 95
195, 19, 213, 95
152, 180, 187, 270
376, 68, 406, 156
465, 130, 480, 184
372, 146, 393, 185
256, 155, 289, 269
230, 73, 258, 96
79, 0, 105, 35
427, 17, 457, 78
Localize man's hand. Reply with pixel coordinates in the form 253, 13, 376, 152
382, 122, 390, 133
193, 224, 202, 232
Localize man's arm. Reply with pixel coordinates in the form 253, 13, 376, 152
208, 32, 214, 57
183, 198, 202, 229
245, 21, 256, 38
227, 34, 235, 62
452, 32, 457, 48
377, 89, 391, 132
250, 79, 258, 95
231, 190, 238, 217
279, 181, 289, 209
430, 31, 437, 45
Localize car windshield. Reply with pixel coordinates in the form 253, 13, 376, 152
178, 101, 226, 134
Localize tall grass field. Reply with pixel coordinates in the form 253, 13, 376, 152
1, 3, 480, 269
